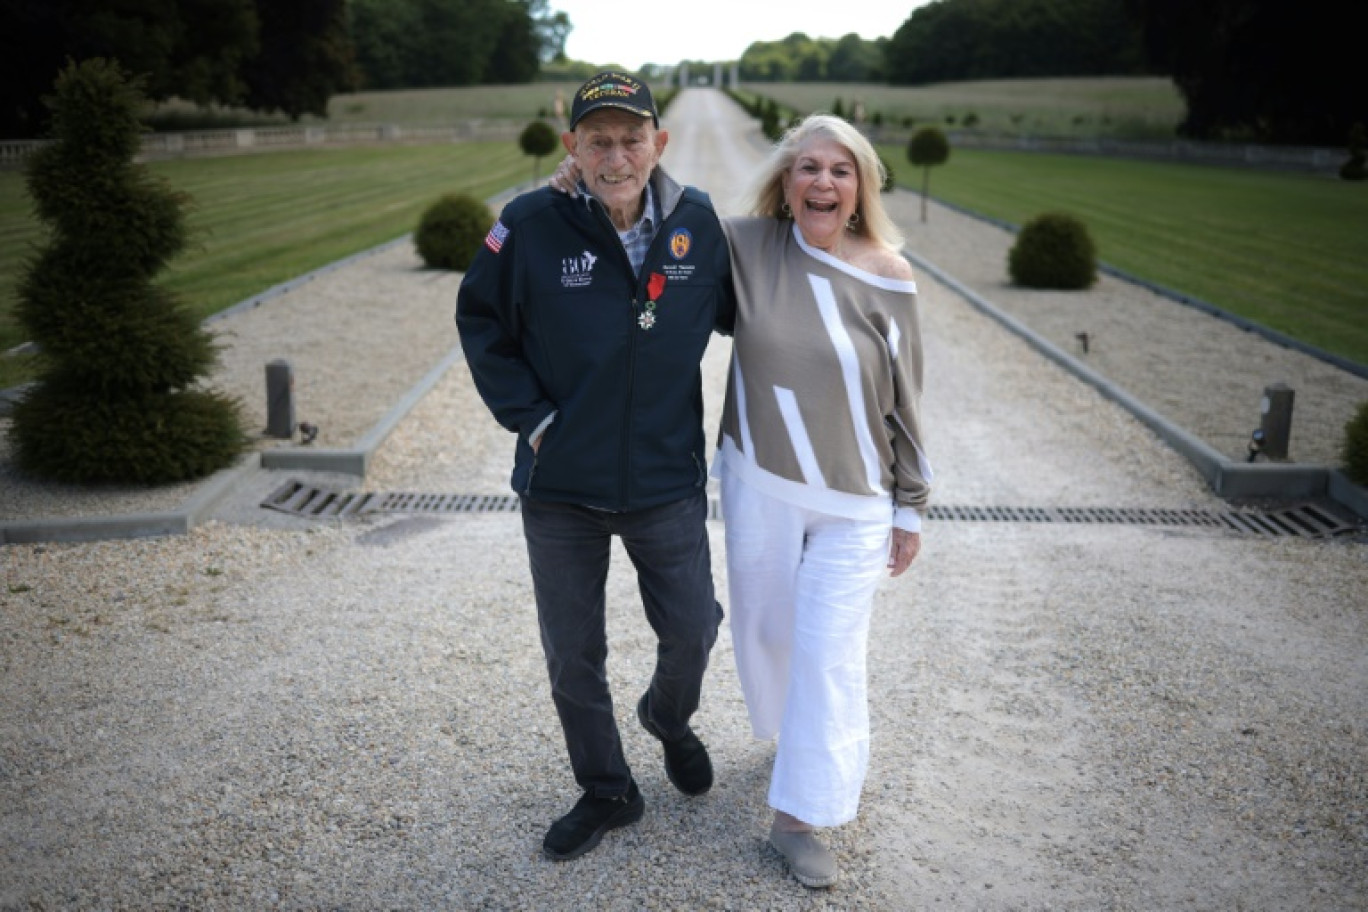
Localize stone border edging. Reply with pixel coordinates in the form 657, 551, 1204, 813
904, 248, 1368, 519
259, 345, 465, 476
0, 454, 259, 544
203, 235, 414, 326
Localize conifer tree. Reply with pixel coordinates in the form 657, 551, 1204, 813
10, 59, 244, 485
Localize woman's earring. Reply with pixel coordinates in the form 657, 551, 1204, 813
846, 211, 861, 231
781, 201, 792, 217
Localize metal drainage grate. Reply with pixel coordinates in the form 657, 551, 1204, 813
262, 482, 519, 519
922, 503, 1355, 537
261, 481, 1356, 539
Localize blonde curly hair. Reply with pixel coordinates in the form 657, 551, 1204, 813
743, 113, 903, 252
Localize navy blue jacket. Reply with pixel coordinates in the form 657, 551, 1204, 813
456, 168, 736, 511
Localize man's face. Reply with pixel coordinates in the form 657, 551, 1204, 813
562, 109, 669, 216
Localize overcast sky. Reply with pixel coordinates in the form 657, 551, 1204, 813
551, 0, 933, 72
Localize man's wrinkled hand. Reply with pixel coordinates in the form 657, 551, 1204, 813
548, 155, 580, 196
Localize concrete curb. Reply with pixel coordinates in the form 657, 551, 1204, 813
904, 248, 1368, 518
202, 236, 414, 328
259, 345, 465, 476
0, 454, 260, 544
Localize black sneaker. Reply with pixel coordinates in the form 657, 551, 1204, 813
637, 692, 714, 796
542, 782, 645, 861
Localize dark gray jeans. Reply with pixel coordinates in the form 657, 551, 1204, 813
520, 493, 722, 798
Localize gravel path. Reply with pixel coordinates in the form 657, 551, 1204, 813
2, 89, 1366, 910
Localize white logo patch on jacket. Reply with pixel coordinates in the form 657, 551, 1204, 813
561, 250, 598, 288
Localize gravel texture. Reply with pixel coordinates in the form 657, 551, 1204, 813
2, 89, 1366, 910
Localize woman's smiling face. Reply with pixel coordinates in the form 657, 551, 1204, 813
782, 135, 860, 252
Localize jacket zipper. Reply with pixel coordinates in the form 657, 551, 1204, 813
622, 293, 637, 507
589, 193, 676, 510
590, 202, 643, 510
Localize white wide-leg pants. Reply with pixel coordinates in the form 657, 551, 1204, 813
720, 470, 890, 827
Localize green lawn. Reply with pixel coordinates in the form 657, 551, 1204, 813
880, 146, 1368, 366
0, 142, 528, 387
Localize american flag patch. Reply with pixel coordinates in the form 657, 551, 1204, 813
484, 219, 509, 254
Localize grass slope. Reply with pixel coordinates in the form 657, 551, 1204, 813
881, 146, 1368, 365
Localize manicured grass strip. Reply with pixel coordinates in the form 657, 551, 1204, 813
881, 146, 1368, 366
151, 143, 525, 321
0, 142, 526, 386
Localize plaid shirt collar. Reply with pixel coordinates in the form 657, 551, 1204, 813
578, 178, 657, 275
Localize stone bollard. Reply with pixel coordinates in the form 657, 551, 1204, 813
265, 359, 296, 439
1258, 383, 1294, 461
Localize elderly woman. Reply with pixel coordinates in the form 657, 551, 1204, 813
715, 114, 930, 888
549, 113, 931, 889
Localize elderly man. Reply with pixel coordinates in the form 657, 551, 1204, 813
456, 71, 736, 861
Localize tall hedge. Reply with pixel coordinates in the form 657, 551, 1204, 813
9, 59, 244, 485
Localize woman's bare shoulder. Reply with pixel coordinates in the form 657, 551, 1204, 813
854, 244, 915, 282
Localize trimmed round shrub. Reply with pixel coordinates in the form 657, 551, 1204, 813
519, 119, 559, 182
907, 126, 950, 169
1008, 212, 1098, 290
415, 193, 493, 271
1342, 400, 1368, 485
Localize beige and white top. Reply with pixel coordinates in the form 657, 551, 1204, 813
715, 218, 932, 532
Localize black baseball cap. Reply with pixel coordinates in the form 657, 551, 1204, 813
569, 71, 658, 130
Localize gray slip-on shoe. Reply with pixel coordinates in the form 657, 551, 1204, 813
769, 824, 839, 888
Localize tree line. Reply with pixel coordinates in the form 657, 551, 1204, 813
738, 33, 889, 83
349, 0, 568, 91
880, 0, 1363, 146
3, 0, 1359, 146
882, 0, 1147, 85
0, 0, 567, 138
1124, 0, 1363, 146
